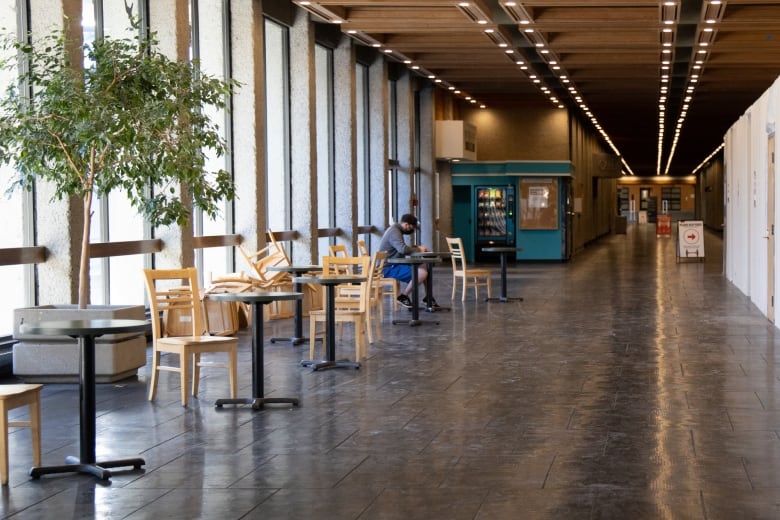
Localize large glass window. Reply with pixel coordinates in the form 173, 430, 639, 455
0, 1, 29, 335
87, 0, 147, 305
192, 0, 233, 281
388, 79, 399, 222
315, 44, 335, 255
356, 63, 369, 230
264, 19, 290, 233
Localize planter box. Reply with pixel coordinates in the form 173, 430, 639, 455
12, 304, 148, 383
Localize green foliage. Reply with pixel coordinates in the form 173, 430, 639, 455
0, 25, 238, 226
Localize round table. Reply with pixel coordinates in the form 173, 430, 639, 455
209, 291, 303, 409
293, 275, 366, 371
481, 246, 524, 302
266, 265, 322, 345
20, 318, 150, 481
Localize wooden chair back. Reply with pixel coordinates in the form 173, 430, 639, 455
143, 267, 205, 339
321, 255, 372, 312
446, 237, 467, 274
357, 239, 369, 256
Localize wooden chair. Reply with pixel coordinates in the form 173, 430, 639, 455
0, 384, 42, 485
143, 267, 238, 407
369, 250, 389, 326
445, 237, 493, 301
327, 244, 351, 275
309, 255, 373, 361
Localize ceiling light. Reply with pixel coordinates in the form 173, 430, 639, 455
293, 1, 346, 24
457, 2, 492, 24
500, 1, 533, 24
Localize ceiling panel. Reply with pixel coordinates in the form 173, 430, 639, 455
295, 0, 780, 176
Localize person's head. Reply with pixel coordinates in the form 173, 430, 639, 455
399, 214, 418, 235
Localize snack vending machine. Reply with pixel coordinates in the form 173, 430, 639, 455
475, 185, 516, 261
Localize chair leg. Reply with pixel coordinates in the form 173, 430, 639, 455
180, 352, 190, 407
228, 347, 238, 398
309, 317, 317, 360
462, 276, 467, 302
0, 403, 8, 485
192, 352, 201, 398
148, 350, 161, 401
451, 275, 456, 300
30, 394, 41, 468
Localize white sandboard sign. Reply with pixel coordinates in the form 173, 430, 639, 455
677, 220, 705, 260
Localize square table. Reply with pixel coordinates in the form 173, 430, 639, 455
210, 291, 303, 409
266, 265, 322, 345
386, 257, 440, 326
481, 246, 524, 302
294, 275, 366, 371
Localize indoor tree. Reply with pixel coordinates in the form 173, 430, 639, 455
0, 21, 237, 308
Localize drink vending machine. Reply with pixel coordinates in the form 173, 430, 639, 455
475, 185, 516, 261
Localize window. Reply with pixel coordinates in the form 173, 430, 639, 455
315, 44, 335, 254
356, 63, 370, 229
0, 1, 30, 334
192, 0, 234, 280
387, 79, 399, 222
87, 0, 148, 306
661, 187, 682, 211
264, 19, 291, 233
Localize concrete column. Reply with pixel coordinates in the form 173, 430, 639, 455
289, 9, 317, 264
333, 37, 357, 253
418, 85, 437, 250
368, 56, 388, 249
395, 71, 417, 239
30, 0, 82, 305
230, 0, 266, 254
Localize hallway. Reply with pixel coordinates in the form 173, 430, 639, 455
2, 224, 780, 519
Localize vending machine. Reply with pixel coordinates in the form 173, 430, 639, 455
475, 185, 516, 261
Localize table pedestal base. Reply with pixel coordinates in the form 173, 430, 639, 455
300, 359, 360, 371
215, 396, 298, 409
30, 455, 145, 481
270, 335, 321, 346
486, 296, 524, 302
270, 336, 306, 345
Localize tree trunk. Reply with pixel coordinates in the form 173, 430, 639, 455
78, 192, 92, 309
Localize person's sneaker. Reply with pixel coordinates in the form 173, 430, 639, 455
397, 294, 413, 309
424, 296, 441, 309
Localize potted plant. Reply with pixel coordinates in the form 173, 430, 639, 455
0, 21, 238, 381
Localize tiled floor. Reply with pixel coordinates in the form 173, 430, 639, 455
3, 224, 780, 519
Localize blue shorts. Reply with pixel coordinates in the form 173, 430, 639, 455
383, 264, 412, 283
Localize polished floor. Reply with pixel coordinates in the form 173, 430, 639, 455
3, 224, 780, 519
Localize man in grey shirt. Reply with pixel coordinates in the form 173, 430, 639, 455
378, 214, 439, 309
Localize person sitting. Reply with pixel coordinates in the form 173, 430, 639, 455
378, 213, 439, 309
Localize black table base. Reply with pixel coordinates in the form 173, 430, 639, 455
215, 396, 299, 409
18, 326, 148, 482
483, 247, 524, 302
210, 297, 301, 409
30, 456, 145, 481
390, 259, 439, 326
300, 359, 360, 371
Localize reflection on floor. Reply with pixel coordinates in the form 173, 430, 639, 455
2, 225, 780, 519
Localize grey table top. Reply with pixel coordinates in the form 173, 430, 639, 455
209, 291, 303, 303
20, 318, 150, 336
